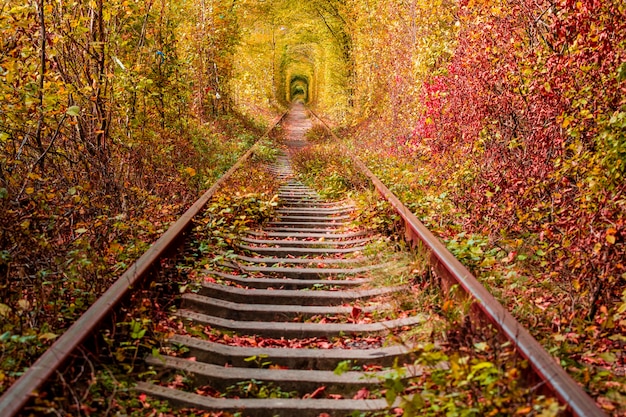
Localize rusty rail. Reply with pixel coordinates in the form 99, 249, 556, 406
308, 109, 605, 417
0, 112, 287, 417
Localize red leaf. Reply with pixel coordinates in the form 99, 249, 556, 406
353, 388, 370, 399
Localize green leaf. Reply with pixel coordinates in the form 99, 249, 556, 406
617, 62, 626, 82
131, 328, 146, 339
18, 335, 36, 343
333, 360, 351, 375
473, 342, 488, 352
599, 352, 617, 364
385, 388, 398, 406
66, 105, 80, 116
470, 245, 483, 255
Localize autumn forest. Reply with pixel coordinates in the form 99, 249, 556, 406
1, 0, 625, 414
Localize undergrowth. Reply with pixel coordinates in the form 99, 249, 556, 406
0, 114, 268, 397
349, 131, 626, 415
287, 129, 564, 416
290, 124, 369, 200
6, 128, 280, 415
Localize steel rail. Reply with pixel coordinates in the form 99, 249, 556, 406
308, 109, 605, 417
0, 112, 288, 417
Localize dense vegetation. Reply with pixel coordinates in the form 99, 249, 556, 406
348, 0, 626, 413
0, 0, 263, 392
344, 0, 625, 413
1, 0, 625, 414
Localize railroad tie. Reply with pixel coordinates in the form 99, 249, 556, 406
139, 144, 424, 416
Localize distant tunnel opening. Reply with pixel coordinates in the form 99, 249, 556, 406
289, 75, 309, 103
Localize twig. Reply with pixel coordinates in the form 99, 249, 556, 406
15, 114, 68, 202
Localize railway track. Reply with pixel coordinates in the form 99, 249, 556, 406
137, 153, 422, 415
0, 105, 606, 416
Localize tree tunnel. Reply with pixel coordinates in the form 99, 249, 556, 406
279, 43, 317, 106
228, 0, 352, 119
289, 75, 309, 103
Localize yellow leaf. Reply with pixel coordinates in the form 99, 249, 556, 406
184, 167, 197, 177
18, 299, 30, 311
606, 228, 617, 244
25, 187, 35, 194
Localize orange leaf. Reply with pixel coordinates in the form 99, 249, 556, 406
304, 386, 326, 399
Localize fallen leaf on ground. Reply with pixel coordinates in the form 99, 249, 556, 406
303, 386, 326, 399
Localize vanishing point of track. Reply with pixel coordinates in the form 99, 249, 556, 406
0, 104, 606, 416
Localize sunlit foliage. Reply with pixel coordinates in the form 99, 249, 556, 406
227, 0, 352, 122
0, 0, 258, 392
